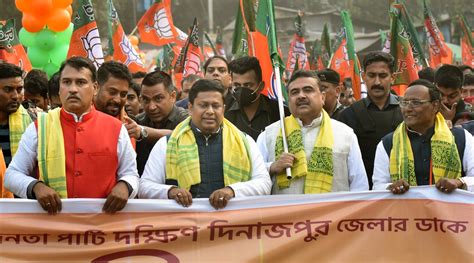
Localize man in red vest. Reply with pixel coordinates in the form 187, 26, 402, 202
5, 57, 139, 214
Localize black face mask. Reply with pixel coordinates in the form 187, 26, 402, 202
234, 86, 260, 107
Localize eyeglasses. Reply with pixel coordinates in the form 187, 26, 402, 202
399, 99, 432, 108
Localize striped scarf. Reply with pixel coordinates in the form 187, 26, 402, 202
8, 105, 32, 157
37, 108, 68, 198
166, 117, 252, 190
275, 111, 334, 194
389, 113, 461, 185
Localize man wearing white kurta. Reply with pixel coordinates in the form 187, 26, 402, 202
256, 70, 368, 194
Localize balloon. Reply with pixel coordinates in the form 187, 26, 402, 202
28, 47, 50, 68
18, 28, 36, 47
49, 44, 70, 66
53, 0, 73, 9
36, 29, 57, 50
66, 5, 73, 16
22, 14, 44, 33
47, 9, 71, 32
43, 62, 59, 78
30, 0, 54, 18
56, 23, 73, 44
129, 35, 139, 46
15, 0, 33, 13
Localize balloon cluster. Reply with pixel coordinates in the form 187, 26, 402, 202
15, 0, 73, 76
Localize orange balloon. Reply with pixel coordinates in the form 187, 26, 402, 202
22, 14, 44, 33
129, 35, 139, 46
47, 9, 71, 32
15, 0, 33, 13
66, 5, 72, 16
30, 0, 54, 18
53, 0, 73, 9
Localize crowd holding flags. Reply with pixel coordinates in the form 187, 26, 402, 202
2, 0, 473, 96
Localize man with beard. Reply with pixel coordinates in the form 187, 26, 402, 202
94, 61, 139, 148
434, 65, 472, 126
0, 63, 33, 198
225, 56, 289, 140
373, 79, 473, 193
0, 63, 33, 168
338, 51, 403, 189
135, 70, 188, 175
23, 69, 49, 112
5, 57, 139, 214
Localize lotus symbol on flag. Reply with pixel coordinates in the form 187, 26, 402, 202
183, 50, 200, 75
145, 8, 174, 39
81, 28, 104, 68
119, 34, 144, 67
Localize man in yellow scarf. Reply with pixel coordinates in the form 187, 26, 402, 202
139, 79, 271, 209
373, 79, 474, 193
0, 63, 33, 198
256, 70, 368, 194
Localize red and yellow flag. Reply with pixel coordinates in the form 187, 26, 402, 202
67, 0, 104, 69
137, 0, 178, 47
286, 12, 310, 76
0, 19, 32, 72
107, 0, 145, 73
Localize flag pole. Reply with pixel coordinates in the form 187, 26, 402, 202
128, 26, 138, 37
273, 64, 292, 179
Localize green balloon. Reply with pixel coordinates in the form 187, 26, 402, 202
28, 47, 50, 68
43, 63, 59, 78
36, 29, 57, 51
19, 28, 37, 48
56, 23, 74, 44
50, 44, 70, 66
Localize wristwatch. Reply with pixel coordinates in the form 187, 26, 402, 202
137, 125, 148, 141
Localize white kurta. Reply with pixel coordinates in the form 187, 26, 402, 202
256, 115, 369, 194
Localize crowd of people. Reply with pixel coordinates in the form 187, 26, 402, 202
0, 51, 473, 214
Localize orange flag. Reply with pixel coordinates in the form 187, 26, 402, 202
423, 0, 452, 68
67, 0, 104, 68
107, 0, 145, 73
0, 19, 32, 72
137, 0, 178, 47
174, 18, 202, 77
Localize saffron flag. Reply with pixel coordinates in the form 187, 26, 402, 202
107, 0, 145, 73
203, 32, 217, 61
215, 26, 225, 57
0, 19, 32, 71
254, 0, 285, 99
329, 11, 362, 99
286, 12, 309, 75
423, 0, 452, 68
67, 0, 104, 69
459, 15, 474, 67
389, 4, 419, 95
137, 0, 178, 47
174, 18, 202, 77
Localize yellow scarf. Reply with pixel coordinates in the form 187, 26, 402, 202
166, 117, 252, 190
37, 108, 68, 198
389, 112, 461, 185
275, 111, 334, 194
0, 150, 13, 198
9, 105, 32, 157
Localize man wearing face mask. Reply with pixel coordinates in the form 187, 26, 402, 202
225, 56, 290, 140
